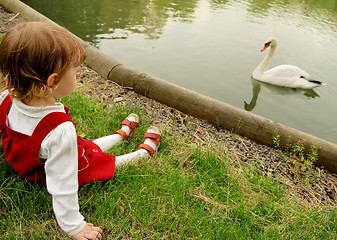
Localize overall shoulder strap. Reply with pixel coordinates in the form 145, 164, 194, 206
0, 95, 12, 112
0, 95, 12, 131
30, 111, 75, 150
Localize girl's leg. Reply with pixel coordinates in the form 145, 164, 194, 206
93, 114, 139, 152
115, 149, 148, 168
92, 134, 123, 153
115, 126, 161, 168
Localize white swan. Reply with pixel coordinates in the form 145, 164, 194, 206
252, 37, 325, 89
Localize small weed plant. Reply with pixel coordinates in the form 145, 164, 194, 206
273, 134, 321, 185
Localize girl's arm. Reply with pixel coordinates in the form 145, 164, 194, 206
42, 122, 87, 237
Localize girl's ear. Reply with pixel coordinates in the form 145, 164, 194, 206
47, 73, 60, 90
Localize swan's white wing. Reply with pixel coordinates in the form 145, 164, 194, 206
258, 64, 319, 89
265, 65, 309, 78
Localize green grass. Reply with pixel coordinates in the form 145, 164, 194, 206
1, 92, 337, 239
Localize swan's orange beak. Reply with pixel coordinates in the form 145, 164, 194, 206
261, 46, 268, 52
261, 43, 269, 52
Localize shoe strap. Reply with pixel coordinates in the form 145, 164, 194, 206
139, 143, 156, 157
114, 129, 128, 140
144, 132, 161, 145
122, 118, 139, 132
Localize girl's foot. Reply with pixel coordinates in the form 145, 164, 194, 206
114, 113, 139, 140
138, 126, 161, 157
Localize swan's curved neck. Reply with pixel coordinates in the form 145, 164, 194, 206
253, 44, 277, 76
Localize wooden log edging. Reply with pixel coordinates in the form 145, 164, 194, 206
1, 0, 337, 173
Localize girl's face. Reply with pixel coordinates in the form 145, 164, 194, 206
52, 66, 79, 99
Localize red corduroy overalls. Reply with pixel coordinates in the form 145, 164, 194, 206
0, 95, 115, 186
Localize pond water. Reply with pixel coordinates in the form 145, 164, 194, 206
22, 0, 337, 144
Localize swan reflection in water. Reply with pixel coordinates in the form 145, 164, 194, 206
244, 77, 319, 112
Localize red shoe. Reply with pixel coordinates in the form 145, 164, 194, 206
138, 126, 161, 157
114, 113, 139, 140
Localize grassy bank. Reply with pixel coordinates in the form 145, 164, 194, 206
1, 92, 337, 239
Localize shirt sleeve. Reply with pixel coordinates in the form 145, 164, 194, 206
41, 122, 86, 236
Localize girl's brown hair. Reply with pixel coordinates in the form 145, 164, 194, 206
0, 21, 86, 100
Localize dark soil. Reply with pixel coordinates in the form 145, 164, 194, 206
1, 5, 337, 206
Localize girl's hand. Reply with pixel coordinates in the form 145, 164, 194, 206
72, 223, 103, 240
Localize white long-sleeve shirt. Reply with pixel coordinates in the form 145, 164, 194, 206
0, 91, 86, 236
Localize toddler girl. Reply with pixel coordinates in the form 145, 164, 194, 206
0, 21, 161, 239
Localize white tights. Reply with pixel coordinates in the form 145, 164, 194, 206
93, 134, 149, 168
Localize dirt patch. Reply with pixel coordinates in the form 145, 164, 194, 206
1, 5, 337, 206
